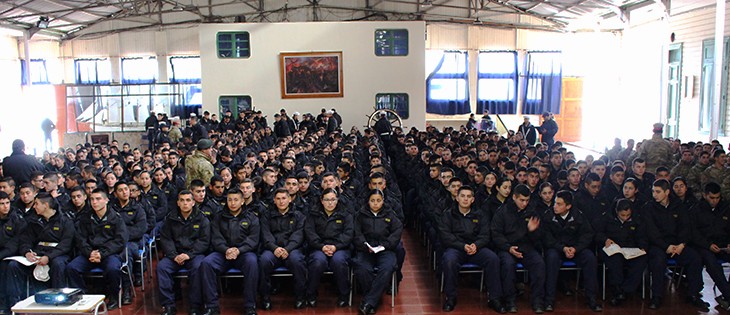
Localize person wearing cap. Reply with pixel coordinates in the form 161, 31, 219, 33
638, 123, 673, 174
292, 112, 301, 130
538, 112, 558, 147
185, 139, 215, 190
156, 122, 171, 148
169, 119, 183, 145
518, 116, 538, 145
273, 114, 291, 139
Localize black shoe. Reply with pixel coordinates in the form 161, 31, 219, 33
260, 297, 272, 310
587, 298, 603, 312
533, 304, 545, 314
337, 297, 349, 307
717, 296, 730, 311
294, 299, 306, 309
160, 306, 176, 315
687, 295, 709, 312
544, 303, 554, 312
505, 300, 518, 313
122, 287, 133, 305
648, 297, 662, 310
442, 298, 456, 312
189, 307, 203, 315
134, 277, 143, 287
203, 307, 220, 315
615, 292, 626, 301
488, 299, 506, 314
563, 289, 574, 296
243, 307, 257, 315
107, 298, 120, 310
306, 299, 317, 308
358, 303, 376, 315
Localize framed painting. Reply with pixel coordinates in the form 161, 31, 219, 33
280, 51, 343, 99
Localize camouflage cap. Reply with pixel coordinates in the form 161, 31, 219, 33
197, 139, 213, 150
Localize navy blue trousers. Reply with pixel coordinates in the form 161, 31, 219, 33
352, 250, 396, 308
157, 255, 204, 308
544, 248, 597, 303
600, 251, 647, 295
7, 255, 69, 307
199, 251, 258, 309
258, 249, 307, 299
306, 249, 350, 299
498, 248, 545, 306
66, 254, 123, 298
441, 247, 502, 301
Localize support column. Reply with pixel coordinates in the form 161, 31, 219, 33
710, 0, 725, 140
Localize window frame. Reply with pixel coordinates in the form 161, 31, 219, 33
169, 56, 201, 84
476, 51, 518, 114
121, 56, 158, 84
74, 58, 112, 85
218, 95, 252, 118
216, 31, 251, 59
426, 50, 470, 115
375, 93, 409, 119
522, 51, 563, 115
20, 58, 50, 85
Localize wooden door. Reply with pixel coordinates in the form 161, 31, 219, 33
553, 77, 582, 142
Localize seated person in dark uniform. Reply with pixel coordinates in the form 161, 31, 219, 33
157, 190, 211, 315
643, 179, 707, 311
0, 191, 26, 314
198, 189, 259, 315
190, 179, 221, 218
352, 189, 403, 315
491, 184, 546, 313
594, 198, 648, 306
64, 186, 91, 223
304, 188, 353, 308
111, 181, 147, 300
258, 188, 307, 310
66, 189, 129, 310
438, 185, 504, 313
542, 190, 602, 312
690, 182, 730, 310
7, 193, 74, 309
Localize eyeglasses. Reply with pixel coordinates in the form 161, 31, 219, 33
322, 198, 337, 202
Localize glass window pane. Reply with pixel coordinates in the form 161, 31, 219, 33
478, 52, 516, 74
217, 33, 232, 41
478, 79, 515, 101
430, 79, 467, 100
438, 53, 467, 74
217, 32, 250, 59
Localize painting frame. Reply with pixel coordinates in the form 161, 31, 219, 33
279, 51, 344, 99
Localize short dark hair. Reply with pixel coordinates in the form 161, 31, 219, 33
653, 179, 671, 192
555, 190, 573, 205
513, 184, 531, 197
704, 182, 722, 195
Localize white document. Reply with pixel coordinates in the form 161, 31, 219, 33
3, 256, 37, 266
603, 244, 646, 260
365, 242, 385, 254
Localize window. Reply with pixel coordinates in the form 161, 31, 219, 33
375, 29, 408, 56
75, 59, 112, 84
699, 38, 729, 133
376, 93, 409, 119
217, 32, 250, 58
477, 51, 518, 114
426, 50, 470, 115
122, 57, 157, 84
20, 59, 50, 85
169, 56, 201, 84
219, 95, 251, 118
523, 51, 562, 115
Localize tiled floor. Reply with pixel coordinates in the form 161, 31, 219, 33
113, 229, 729, 315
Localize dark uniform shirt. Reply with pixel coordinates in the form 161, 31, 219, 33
690, 199, 730, 249
76, 209, 129, 258
304, 204, 354, 251
491, 200, 542, 252
111, 200, 147, 242
159, 209, 211, 259
593, 212, 648, 249
643, 198, 692, 250
18, 211, 75, 260
353, 205, 403, 252
0, 210, 27, 259
541, 209, 594, 253
260, 207, 305, 253
438, 204, 491, 250
210, 208, 260, 254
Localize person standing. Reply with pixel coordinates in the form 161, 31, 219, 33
538, 112, 558, 147
41, 118, 55, 151
518, 116, 538, 145
639, 123, 674, 174
3, 139, 44, 185
185, 139, 215, 190
145, 111, 158, 151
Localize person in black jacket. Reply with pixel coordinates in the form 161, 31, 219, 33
7, 193, 73, 309
258, 188, 307, 310
111, 181, 147, 300
157, 190, 211, 315
0, 191, 26, 313
66, 189, 129, 310
198, 189, 259, 315
491, 184, 546, 313
690, 182, 730, 310
594, 198, 648, 306
353, 189, 403, 315
542, 191, 602, 312
573, 173, 609, 227
643, 179, 708, 310
304, 188, 354, 307
63, 186, 91, 223
438, 186, 504, 313
2, 139, 44, 185
191, 179, 222, 218
538, 112, 558, 147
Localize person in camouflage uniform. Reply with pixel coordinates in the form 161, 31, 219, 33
638, 123, 673, 174
185, 139, 215, 190
687, 151, 710, 199
606, 138, 623, 162
701, 150, 728, 191
670, 149, 694, 180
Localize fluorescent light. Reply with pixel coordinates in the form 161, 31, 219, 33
37, 16, 49, 29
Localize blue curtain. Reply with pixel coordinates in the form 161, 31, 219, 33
75, 59, 111, 84
426, 51, 470, 115
122, 57, 157, 84
476, 51, 517, 114
20, 59, 50, 85
170, 56, 202, 84
523, 51, 562, 115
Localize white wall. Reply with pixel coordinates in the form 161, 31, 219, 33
199, 21, 427, 130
